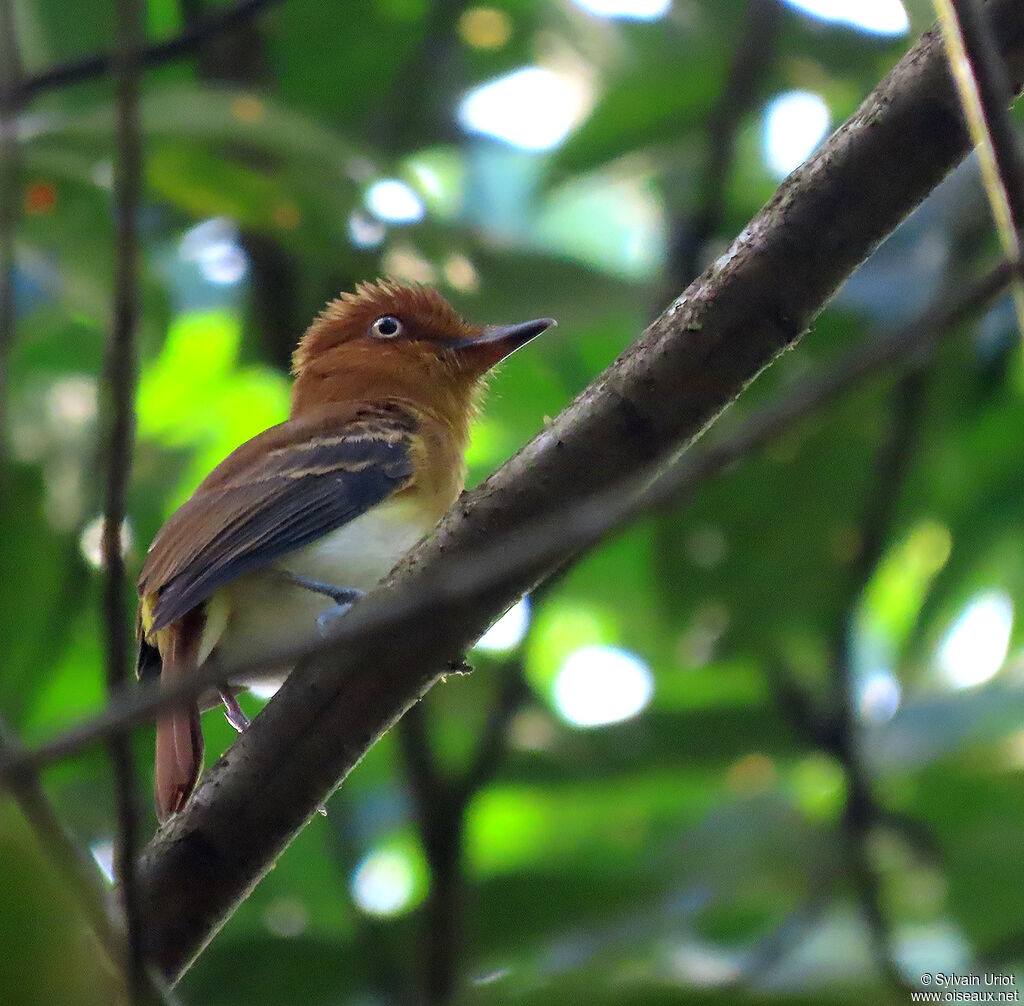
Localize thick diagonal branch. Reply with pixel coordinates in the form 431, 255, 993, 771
135, 4, 1024, 981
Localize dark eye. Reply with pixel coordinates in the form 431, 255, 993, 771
370, 315, 403, 339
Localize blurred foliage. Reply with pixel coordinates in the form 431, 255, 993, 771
4, 0, 1024, 1003
0, 798, 128, 1005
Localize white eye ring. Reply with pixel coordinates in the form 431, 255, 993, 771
370, 315, 403, 339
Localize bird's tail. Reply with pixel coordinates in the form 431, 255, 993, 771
152, 610, 205, 823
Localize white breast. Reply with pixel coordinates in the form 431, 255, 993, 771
206, 496, 433, 686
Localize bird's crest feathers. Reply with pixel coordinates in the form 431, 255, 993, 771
292, 279, 478, 375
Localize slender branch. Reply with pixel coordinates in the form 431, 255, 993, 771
0, 720, 178, 1004
0, 0, 22, 486
666, 0, 783, 289
102, 0, 145, 996
455, 662, 528, 806
655, 0, 783, 631
843, 822, 911, 991
398, 705, 463, 1006
398, 703, 442, 806
764, 367, 936, 995
733, 878, 835, 987
399, 659, 528, 1004
831, 371, 930, 665
16, 0, 284, 104
831, 370, 931, 995
323, 799, 412, 1004
0, 718, 122, 961
942, 0, 1024, 234
936, 0, 1024, 330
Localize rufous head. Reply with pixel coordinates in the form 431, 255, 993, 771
290, 280, 554, 426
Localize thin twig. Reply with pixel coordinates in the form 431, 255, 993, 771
831, 370, 931, 995
656, 0, 783, 616
0, 0, 22, 485
0, 262, 1013, 787
455, 662, 529, 806
0, 718, 122, 960
102, 0, 145, 996
732, 878, 835, 987
399, 660, 528, 1005
398, 705, 463, 1006
666, 0, 783, 289
399, 703, 442, 805
17, 0, 283, 104
935, 0, 1024, 330
401, 589, 558, 1003
765, 369, 933, 995
323, 799, 412, 1005
0, 719, 178, 1004
945, 0, 1024, 232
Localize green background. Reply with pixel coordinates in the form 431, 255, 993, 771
3, 0, 1024, 1002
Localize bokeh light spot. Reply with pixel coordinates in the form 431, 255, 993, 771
937, 590, 1013, 690
366, 179, 425, 224
443, 253, 480, 293
782, 0, 908, 36
857, 668, 901, 723
46, 376, 97, 430
25, 181, 56, 215
351, 846, 417, 917
90, 840, 115, 884
762, 91, 830, 177
178, 218, 248, 285
476, 597, 531, 653
790, 753, 846, 822
572, 0, 670, 19
262, 896, 309, 938
248, 681, 281, 700
348, 210, 386, 248
458, 7, 513, 49
382, 245, 437, 284
230, 95, 265, 123
553, 645, 653, 727
458, 67, 587, 152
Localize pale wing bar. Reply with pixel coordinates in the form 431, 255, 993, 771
146, 418, 414, 631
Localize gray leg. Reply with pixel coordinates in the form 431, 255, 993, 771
281, 572, 365, 607
279, 571, 366, 636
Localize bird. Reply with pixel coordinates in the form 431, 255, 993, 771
136, 280, 554, 822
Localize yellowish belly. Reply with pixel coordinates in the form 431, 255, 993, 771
205, 497, 433, 685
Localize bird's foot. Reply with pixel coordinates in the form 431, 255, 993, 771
219, 688, 251, 733
283, 572, 365, 608
279, 572, 367, 638
316, 598, 364, 637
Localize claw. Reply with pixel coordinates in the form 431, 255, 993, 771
219, 688, 251, 733
316, 601, 357, 636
